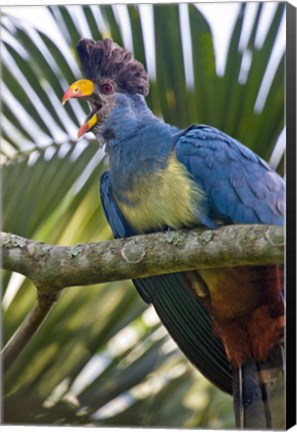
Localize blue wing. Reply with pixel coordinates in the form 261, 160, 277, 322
175, 125, 284, 226
175, 125, 285, 425
100, 170, 233, 394
100, 171, 137, 238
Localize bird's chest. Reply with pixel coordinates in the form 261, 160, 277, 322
114, 154, 204, 233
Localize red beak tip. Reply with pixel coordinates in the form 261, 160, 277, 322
62, 93, 70, 105
77, 125, 87, 139
62, 88, 73, 105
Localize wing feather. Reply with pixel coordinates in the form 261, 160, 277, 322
175, 125, 284, 226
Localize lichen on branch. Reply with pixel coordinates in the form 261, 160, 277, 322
1, 225, 284, 372
1, 224, 284, 294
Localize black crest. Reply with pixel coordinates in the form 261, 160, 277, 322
77, 38, 149, 96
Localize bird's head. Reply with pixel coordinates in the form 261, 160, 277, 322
62, 38, 150, 139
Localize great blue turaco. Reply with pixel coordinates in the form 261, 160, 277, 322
62, 38, 285, 429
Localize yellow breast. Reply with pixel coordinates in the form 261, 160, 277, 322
117, 153, 205, 233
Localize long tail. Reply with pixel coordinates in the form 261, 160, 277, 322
233, 343, 285, 429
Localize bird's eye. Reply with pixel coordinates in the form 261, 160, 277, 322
101, 83, 113, 94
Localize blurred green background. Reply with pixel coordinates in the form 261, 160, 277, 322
1, 2, 285, 427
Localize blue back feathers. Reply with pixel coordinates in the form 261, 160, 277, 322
175, 125, 284, 226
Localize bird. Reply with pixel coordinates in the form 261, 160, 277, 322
62, 38, 285, 429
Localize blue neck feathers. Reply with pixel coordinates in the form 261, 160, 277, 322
100, 93, 179, 195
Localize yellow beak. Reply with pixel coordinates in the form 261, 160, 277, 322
77, 113, 98, 138
62, 79, 95, 105
62, 79, 98, 138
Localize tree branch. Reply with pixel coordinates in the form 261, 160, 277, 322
1, 225, 284, 371
2, 225, 284, 293
2, 293, 56, 373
